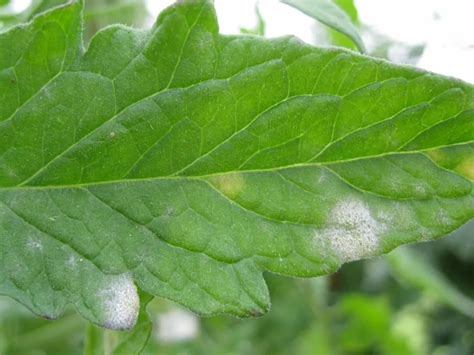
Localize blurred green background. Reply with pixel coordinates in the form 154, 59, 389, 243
0, 0, 473, 354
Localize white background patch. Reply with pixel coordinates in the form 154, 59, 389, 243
156, 308, 199, 343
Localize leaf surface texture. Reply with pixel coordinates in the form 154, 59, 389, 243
0, 0, 472, 329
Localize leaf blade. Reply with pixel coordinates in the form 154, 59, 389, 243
281, 0, 366, 52
0, 0, 472, 330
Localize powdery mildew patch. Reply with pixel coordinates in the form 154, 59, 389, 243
98, 273, 139, 330
318, 199, 386, 263
26, 237, 43, 252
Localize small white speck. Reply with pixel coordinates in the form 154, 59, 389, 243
377, 210, 393, 224
42, 88, 53, 99
317, 171, 328, 183
436, 210, 452, 227
163, 207, 175, 218
66, 254, 77, 268
414, 185, 427, 194
27, 238, 43, 252
98, 273, 139, 330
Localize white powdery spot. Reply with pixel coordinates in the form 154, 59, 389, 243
414, 184, 428, 195
27, 237, 43, 252
435, 210, 453, 228
66, 254, 77, 268
319, 199, 386, 263
99, 274, 139, 330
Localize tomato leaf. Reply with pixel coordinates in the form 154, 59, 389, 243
281, 0, 365, 52
0, 0, 472, 330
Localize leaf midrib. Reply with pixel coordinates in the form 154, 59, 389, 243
3, 13, 471, 190
2, 144, 473, 193
8, 65, 467, 189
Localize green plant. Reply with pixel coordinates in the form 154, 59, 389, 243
0, 0, 472, 353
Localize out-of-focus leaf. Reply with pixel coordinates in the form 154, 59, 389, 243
84, 324, 105, 355
83, 0, 148, 40
338, 295, 391, 350
295, 323, 334, 355
387, 305, 429, 355
1, 309, 84, 354
281, 0, 365, 52
386, 247, 474, 318
84, 292, 152, 355
438, 220, 474, 263
240, 4, 265, 36
0, 0, 147, 37
29, 0, 68, 17
337, 294, 425, 354
0, 0, 10, 8
0, 0, 65, 30
327, 0, 359, 51
333, 0, 357, 20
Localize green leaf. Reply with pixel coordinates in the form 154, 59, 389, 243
338, 295, 391, 351
0, 0, 473, 330
0, 297, 84, 354
240, 4, 265, 36
281, 0, 366, 52
426, 143, 474, 181
0, 0, 66, 30
83, 0, 148, 40
0, 0, 147, 37
333, 0, 358, 21
327, 0, 360, 51
29, 0, 71, 17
